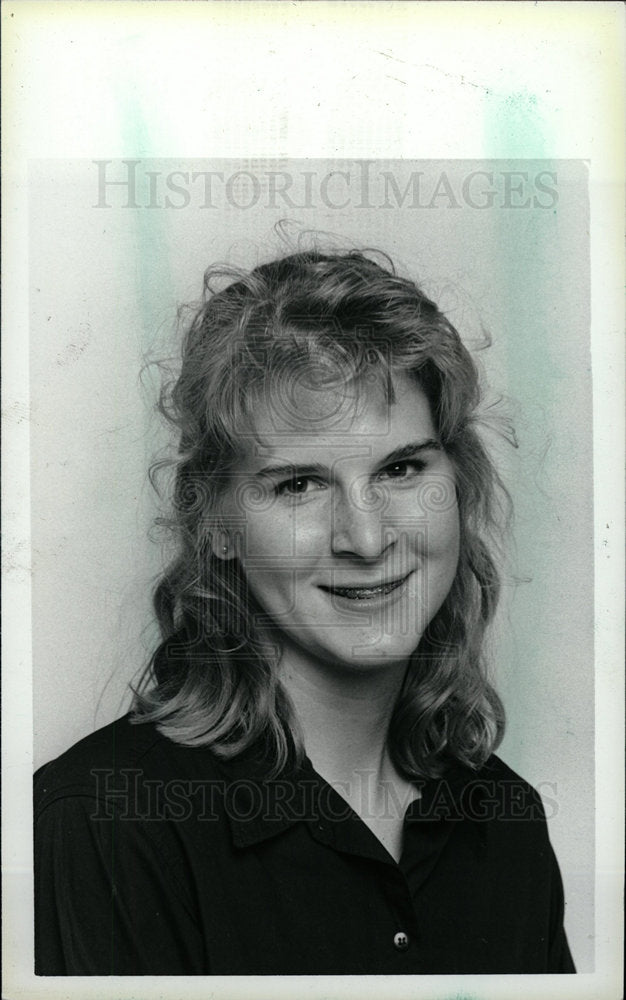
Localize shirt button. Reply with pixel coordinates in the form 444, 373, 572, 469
393, 931, 409, 951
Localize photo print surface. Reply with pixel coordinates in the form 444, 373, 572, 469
30, 157, 593, 974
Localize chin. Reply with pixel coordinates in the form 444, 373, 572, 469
313, 637, 420, 672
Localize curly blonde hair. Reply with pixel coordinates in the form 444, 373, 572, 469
132, 249, 511, 778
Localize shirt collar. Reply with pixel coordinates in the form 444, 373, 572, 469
211, 747, 485, 851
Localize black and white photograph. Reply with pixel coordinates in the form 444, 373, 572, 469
3, 5, 623, 1000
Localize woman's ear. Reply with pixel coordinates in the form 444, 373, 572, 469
211, 531, 235, 561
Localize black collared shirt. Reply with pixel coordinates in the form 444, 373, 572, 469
34, 714, 575, 975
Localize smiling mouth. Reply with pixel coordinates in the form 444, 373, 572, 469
319, 573, 411, 601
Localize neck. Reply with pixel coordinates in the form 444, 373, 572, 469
279, 641, 408, 789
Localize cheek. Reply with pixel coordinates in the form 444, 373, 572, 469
395, 481, 460, 559
417, 507, 460, 623
239, 509, 323, 564
425, 502, 461, 572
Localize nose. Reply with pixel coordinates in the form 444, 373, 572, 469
331, 489, 394, 560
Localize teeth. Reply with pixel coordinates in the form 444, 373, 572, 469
329, 578, 405, 600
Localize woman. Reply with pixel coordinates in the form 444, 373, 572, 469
34, 249, 575, 975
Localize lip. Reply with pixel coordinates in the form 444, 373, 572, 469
318, 572, 413, 604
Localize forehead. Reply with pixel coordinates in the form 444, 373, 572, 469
235, 372, 436, 463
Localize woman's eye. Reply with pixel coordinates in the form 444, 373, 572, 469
377, 460, 426, 481
275, 476, 325, 498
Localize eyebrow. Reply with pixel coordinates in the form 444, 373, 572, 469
255, 439, 441, 480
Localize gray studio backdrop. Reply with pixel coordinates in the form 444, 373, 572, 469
30, 158, 593, 969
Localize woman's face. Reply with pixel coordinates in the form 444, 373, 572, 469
222, 371, 460, 676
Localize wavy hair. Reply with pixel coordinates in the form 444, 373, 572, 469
132, 249, 512, 778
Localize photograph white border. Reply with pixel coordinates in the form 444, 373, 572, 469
2, 3, 624, 999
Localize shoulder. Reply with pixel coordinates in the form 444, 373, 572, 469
34, 713, 223, 817
478, 753, 547, 817
477, 753, 539, 796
